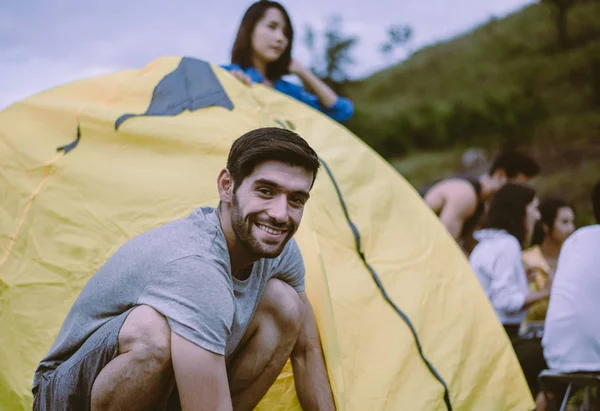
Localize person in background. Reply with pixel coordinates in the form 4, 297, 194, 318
422, 151, 540, 254
537, 182, 600, 410
223, 0, 354, 123
522, 198, 576, 324
469, 183, 548, 339
469, 184, 550, 401
542, 180, 600, 373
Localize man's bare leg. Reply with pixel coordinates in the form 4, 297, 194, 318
91, 305, 175, 411
227, 279, 305, 411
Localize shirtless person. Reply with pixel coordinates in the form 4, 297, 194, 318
422, 151, 540, 252
32, 128, 335, 411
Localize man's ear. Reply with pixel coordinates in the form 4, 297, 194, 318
217, 168, 234, 203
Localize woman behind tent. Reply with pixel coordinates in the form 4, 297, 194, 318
522, 198, 576, 324
469, 184, 551, 336
468, 184, 551, 402
223, 1, 354, 123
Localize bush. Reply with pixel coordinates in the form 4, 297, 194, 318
350, 83, 547, 157
589, 50, 600, 106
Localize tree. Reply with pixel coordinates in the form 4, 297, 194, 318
542, 0, 574, 49
304, 24, 317, 72
380, 25, 413, 59
304, 15, 359, 88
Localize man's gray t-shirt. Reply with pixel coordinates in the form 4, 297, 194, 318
33, 207, 305, 388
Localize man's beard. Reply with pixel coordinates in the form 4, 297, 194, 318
230, 193, 295, 259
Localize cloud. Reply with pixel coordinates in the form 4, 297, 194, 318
0, 0, 242, 109
0, 58, 119, 109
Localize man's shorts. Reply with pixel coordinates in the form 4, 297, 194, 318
33, 308, 134, 411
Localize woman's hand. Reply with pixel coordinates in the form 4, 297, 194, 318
524, 263, 537, 283
287, 58, 338, 108
230, 70, 253, 86
288, 58, 307, 76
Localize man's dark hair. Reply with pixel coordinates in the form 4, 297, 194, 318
592, 180, 600, 224
231, 1, 293, 81
227, 127, 320, 190
531, 198, 572, 246
489, 151, 540, 178
483, 183, 537, 246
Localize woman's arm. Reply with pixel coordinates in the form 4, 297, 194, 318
289, 59, 338, 108
491, 240, 552, 314
287, 60, 354, 122
522, 281, 552, 310
490, 240, 531, 314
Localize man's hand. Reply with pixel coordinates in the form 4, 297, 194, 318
291, 292, 336, 410
171, 332, 233, 411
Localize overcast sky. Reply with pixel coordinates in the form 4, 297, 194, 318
0, 0, 535, 109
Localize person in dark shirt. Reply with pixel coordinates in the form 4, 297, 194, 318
422, 151, 540, 254
222, 0, 354, 123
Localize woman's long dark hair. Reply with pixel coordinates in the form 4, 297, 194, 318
531, 198, 572, 246
231, 1, 293, 81
483, 183, 537, 246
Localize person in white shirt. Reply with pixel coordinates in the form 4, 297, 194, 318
469, 183, 551, 401
469, 183, 550, 338
542, 181, 600, 373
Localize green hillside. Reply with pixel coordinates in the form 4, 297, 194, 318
345, 1, 600, 225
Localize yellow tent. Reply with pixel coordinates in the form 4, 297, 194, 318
0, 56, 534, 410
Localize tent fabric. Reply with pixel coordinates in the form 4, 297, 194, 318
320, 158, 453, 409
115, 57, 234, 129
0, 56, 534, 410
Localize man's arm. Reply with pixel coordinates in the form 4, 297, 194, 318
291, 292, 336, 411
171, 332, 233, 411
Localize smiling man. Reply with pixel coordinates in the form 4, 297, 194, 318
32, 127, 335, 411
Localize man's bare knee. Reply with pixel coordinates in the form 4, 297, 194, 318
118, 305, 172, 370
261, 279, 305, 334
